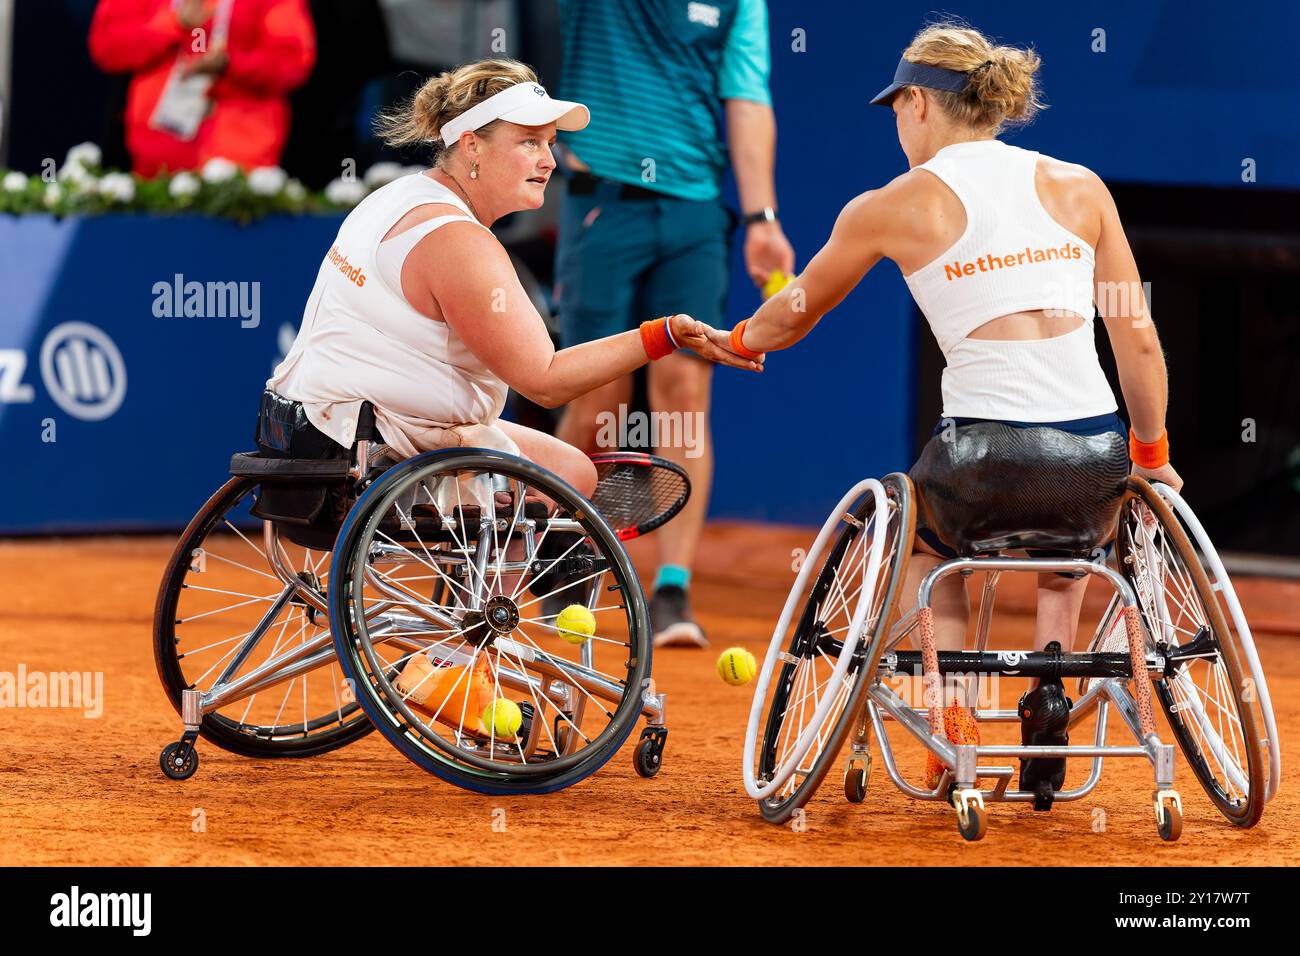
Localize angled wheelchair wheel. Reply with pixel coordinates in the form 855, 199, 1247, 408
329, 449, 653, 795
1151, 482, 1281, 804
743, 474, 914, 823
154, 477, 374, 758
1115, 478, 1264, 827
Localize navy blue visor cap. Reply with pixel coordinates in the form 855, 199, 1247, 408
870, 58, 972, 106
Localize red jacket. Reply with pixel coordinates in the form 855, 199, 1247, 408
89, 0, 315, 176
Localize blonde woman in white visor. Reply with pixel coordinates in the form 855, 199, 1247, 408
268, 59, 758, 498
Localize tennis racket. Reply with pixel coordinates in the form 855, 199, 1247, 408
589, 452, 691, 540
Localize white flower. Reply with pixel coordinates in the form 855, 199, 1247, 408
169, 171, 201, 199
44, 182, 63, 208
3, 171, 27, 192
284, 179, 307, 202
363, 162, 405, 188
63, 142, 103, 172
201, 157, 239, 184
98, 172, 136, 203
248, 166, 288, 196
66, 170, 99, 196
324, 177, 366, 207
59, 161, 97, 186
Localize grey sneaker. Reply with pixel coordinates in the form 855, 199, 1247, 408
650, 585, 707, 648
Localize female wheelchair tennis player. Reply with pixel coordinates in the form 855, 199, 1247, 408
153, 58, 755, 795
727, 22, 1277, 839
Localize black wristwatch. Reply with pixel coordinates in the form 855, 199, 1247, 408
742, 207, 778, 226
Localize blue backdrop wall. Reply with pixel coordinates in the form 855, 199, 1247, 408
2, 0, 1295, 532
714, 0, 1298, 524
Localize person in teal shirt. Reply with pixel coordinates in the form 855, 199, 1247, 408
552, 0, 794, 647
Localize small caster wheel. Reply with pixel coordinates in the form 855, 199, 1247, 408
160, 741, 199, 780
953, 788, 987, 842
1154, 790, 1183, 842
843, 756, 870, 803
633, 726, 667, 778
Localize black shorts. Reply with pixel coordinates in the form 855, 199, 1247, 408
910, 412, 1129, 559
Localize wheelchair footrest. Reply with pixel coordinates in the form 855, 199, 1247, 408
885, 649, 1133, 679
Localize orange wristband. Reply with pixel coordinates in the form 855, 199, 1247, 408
729, 319, 762, 361
639, 317, 676, 361
1129, 428, 1169, 468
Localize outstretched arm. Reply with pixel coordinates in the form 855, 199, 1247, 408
417, 224, 760, 410
729, 190, 888, 354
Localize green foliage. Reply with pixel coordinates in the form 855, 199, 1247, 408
0, 148, 403, 223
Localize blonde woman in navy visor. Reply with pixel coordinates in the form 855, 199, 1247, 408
715, 24, 1178, 792
268, 59, 759, 500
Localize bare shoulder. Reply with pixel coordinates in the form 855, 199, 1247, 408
411, 218, 510, 292
414, 216, 503, 257
1035, 155, 1111, 206
878, 167, 952, 211
1034, 155, 1112, 243
838, 170, 946, 231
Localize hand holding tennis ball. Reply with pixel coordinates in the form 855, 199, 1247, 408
717, 646, 758, 686
555, 603, 596, 645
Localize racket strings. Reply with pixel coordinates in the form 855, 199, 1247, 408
591, 462, 687, 532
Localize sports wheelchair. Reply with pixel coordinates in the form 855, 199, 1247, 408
154, 396, 679, 794
742, 464, 1280, 841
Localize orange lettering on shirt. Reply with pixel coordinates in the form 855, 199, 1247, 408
942, 243, 1082, 279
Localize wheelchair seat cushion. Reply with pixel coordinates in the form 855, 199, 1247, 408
910, 421, 1129, 555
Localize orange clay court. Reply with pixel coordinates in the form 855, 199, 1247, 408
1, 525, 1296, 867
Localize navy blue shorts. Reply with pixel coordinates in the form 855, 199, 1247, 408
553, 177, 733, 348
914, 412, 1127, 559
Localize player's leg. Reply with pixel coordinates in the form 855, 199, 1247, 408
640, 194, 731, 647
904, 529, 979, 786
1034, 571, 1089, 657
1013, 572, 1087, 801
902, 531, 970, 653
496, 419, 597, 497
645, 351, 712, 572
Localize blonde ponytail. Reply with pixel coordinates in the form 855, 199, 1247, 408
375, 58, 541, 162
901, 21, 1044, 132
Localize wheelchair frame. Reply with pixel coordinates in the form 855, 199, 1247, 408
857, 555, 1178, 838
744, 475, 1277, 842
162, 434, 668, 785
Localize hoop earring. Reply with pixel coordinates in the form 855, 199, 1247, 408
469, 162, 479, 180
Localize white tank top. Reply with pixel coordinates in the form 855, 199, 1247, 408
267, 173, 508, 448
903, 140, 1117, 422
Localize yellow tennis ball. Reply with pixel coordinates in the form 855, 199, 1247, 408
762, 269, 790, 300
481, 698, 523, 737
717, 646, 758, 686
555, 603, 596, 645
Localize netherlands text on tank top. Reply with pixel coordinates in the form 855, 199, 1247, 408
267, 173, 508, 448
903, 140, 1118, 423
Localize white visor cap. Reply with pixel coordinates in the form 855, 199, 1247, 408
439, 82, 590, 148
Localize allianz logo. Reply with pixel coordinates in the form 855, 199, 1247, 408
0, 321, 127, 422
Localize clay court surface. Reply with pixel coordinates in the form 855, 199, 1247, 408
1, 525, 1296, 867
